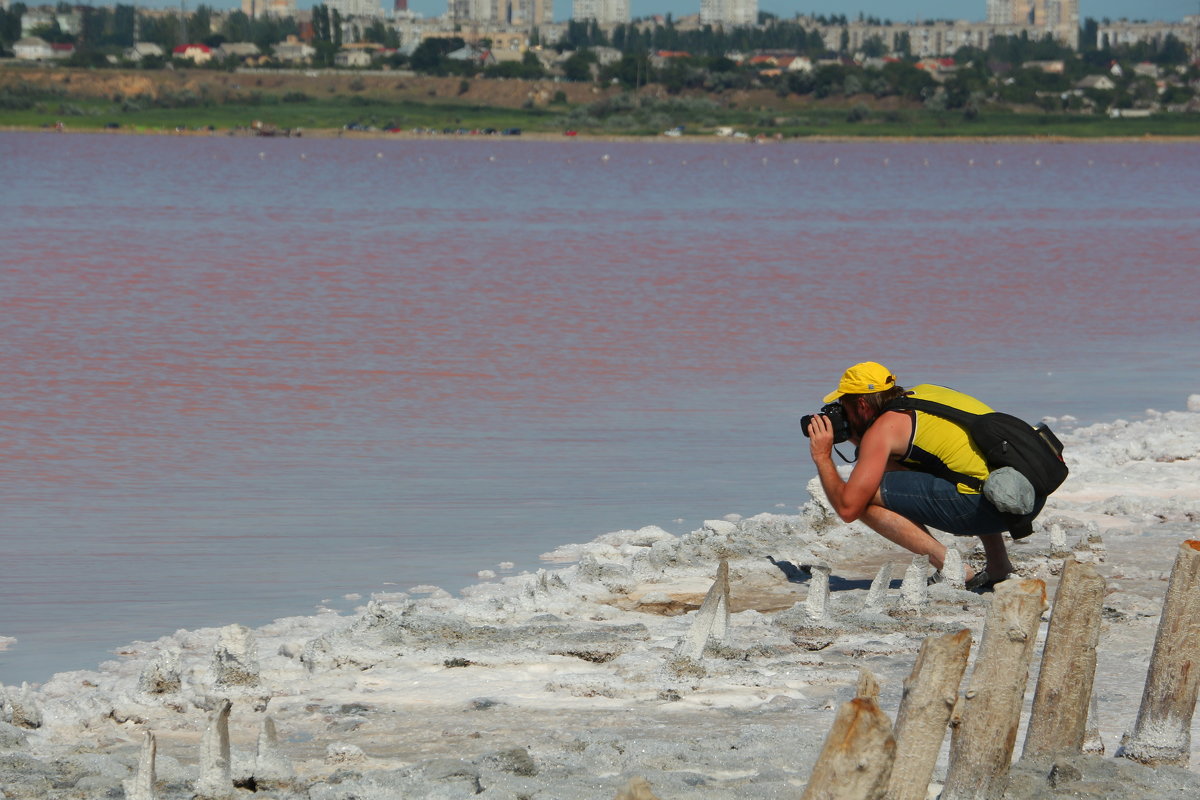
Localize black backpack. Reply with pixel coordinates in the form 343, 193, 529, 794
884, 396, 1069, 538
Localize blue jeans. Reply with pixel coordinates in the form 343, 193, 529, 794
880, 470, 1041, 537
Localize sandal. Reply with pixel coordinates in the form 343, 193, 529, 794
965, 570, 1016, 594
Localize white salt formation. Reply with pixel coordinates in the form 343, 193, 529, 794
804, 563, 832, 620
901, 555, 931, 607
194, 700, 232, 799
211, 624, 260, 688
253, 716, 294, 788
1, 683, 41, 730
864, 561, 894, 609
673, 559, 731, 660
942, 546, 965, 589
137, 650, 181, 696
1, 401, 1200, 798
122, 731, 156, 800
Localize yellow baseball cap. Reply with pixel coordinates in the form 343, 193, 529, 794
823, 362, 896, 403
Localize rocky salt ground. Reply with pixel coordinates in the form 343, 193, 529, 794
3, 400, 1200, 799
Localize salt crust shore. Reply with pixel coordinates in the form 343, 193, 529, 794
3, 398, 1200, 798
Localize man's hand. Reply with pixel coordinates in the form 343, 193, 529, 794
807, 401, 908, 524
807, 413, 834, 464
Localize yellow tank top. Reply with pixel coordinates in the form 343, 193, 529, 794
898, 384, 993, 495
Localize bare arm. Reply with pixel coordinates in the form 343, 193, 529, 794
808, 411, 908, 522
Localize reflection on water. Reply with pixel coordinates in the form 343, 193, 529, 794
1, 133, 1197, 683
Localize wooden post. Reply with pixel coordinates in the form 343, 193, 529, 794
942, 579, 1046, 800
1121, 540, 1200, 766
1022, 558, 1106, 760
856, 667, 881, 702
800, 683, 895, 800
887, 629, 973, 800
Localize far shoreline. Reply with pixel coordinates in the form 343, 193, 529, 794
4, 124, 1199, 145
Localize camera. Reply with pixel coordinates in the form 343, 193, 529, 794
802, 402, 851, 444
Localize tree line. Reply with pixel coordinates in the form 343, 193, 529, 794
1, 6, 1195, 114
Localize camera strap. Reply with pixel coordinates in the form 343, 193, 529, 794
833, 444, 857, 464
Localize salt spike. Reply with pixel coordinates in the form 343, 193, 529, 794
1049, 523, 1069, 555
805, 563, 831, 621
138, 651, 181, 695
124, 730, 157, 800
195, 699, 233, 799
900, 556, 930, 606
213, 624, 260, 687
1082, 693, 1105, 755
254, 716, 294, 786
536, 569, 565, 594
673, 560, 731, 660
3, 682, 42, 729
942, 547, 965, 589
865, 562, 894, 609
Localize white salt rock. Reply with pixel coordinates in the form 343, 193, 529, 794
702, 520, 737, 536
212, 624, 260, 687
325, 743, 366, 764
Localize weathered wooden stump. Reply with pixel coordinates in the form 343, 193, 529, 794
888, 629, 972, 800
1023, 557, 1106, 760
942, 578, 1046, 800
800, 677, 895, 800
1121, 539, 1200, 766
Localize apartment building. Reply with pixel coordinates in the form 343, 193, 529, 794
241, 0, 298, 19
571, 0, 630, 26
1097, 17, 1199, 55
699, 0, 757, 28
822, 16, 1081, 57
324, 0, 385, 19
984, 0, 1078, 47
987, 0, 1077, 27
450, 0, 553, 27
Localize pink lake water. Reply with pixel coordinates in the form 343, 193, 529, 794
1, 132, 1197, 683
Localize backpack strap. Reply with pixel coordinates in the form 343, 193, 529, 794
884, 395, 982, 428
883, 396, 986, 492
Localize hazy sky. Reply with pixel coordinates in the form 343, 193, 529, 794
156, 0, 1199, 23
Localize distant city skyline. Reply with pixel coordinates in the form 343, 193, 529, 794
119, 0, 1200, 22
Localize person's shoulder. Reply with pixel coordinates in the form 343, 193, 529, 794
909, 384, 993, 413
869, 405, 913, 450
